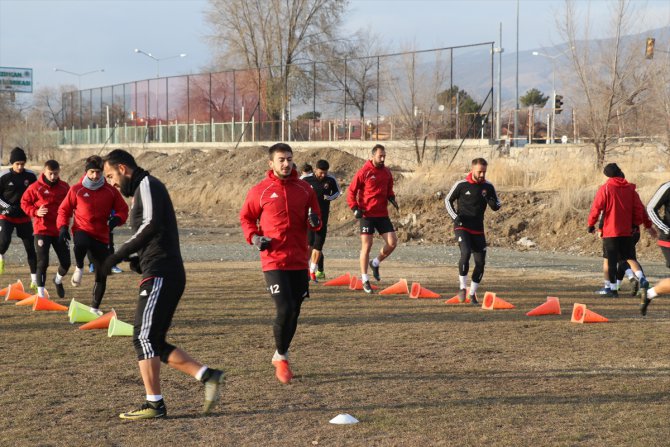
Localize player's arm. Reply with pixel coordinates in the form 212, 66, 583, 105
647, 182, 670, 235
487, 185, 501, 211
324, 175, 341, 201
444, 181, 460, 220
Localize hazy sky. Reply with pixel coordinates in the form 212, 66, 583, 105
1, 0, 668, 92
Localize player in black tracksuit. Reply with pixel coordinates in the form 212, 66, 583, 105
445, 158, 501, 304
647, 180, 670, 268
301, 159, 341, 280
101, 149, 224, 420
0, 147, 38, 284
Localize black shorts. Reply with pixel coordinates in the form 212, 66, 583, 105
263, 269, 309, 301
359, 216, 394, 235
602, 236, 636, 262
308, 215, 329, 250
455, 229, 487, 252
602, 232, 639, 259
133, 271, 185, 362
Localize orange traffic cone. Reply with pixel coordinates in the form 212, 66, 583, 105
33, 296, 68, 312
379, 279, 409, 295
323, 273, 351, 286
526, 297, 561, 316
15, 294, 37, 306
349, 277, 379, 291
445, 295, 471, 304
409, 282, 441, 299
5, 284, 32, 301
571, 303, 608, 324
482, 292, 515, 310
0, 279, 23, 298
79, 309, 117, 330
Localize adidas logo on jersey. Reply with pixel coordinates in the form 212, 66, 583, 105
270, 192, 278, 198
465, 191, 471, 195
8, 182, 13, 186
83, 192, 90, 197
140, 290, 148, 296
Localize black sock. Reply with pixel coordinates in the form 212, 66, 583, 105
147, 399, 164, 408
200, 368, 214, 383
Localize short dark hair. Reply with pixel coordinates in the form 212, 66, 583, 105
472, 158, 488, 166
268, 143, 293, 159
301, 163, 313, 173
103, 149, 138, 169
315, 159, 329, 171
44, 159, 60, 171
85, 155, 103, 171
372, 144, 385, 154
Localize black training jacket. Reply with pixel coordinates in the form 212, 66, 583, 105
0, 169, 37, 219
300, 173, 341, 217
445, 173, 501, 234
647, 181, 670, 244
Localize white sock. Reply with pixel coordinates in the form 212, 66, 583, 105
272, 350, 288, 362
195, 366, 208, 381
30, 273, 37, 283
361, 273, 369, 283
616, 280, 621, 290
37, 286, 45, 298
635, 270, 645, 280
309, 262, 317, 273
605, 281, 613, 290
648, 288, 658, 299
470, 281, 479, 295
146, 394, 163, 402
625, 269, 634, 280
372, 257, 380, 267
459, 275, 468, 290
0, 254, 4, 261
54, 273, 63, 284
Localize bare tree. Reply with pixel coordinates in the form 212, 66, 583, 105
205, 0, 348, 137
31, 85, 77, 129
559, 0, 653, 167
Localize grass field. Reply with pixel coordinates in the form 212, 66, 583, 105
2, 258, 670, 446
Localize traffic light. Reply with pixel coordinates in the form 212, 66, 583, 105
646, 37, 655, 59
554, 94, 564, 114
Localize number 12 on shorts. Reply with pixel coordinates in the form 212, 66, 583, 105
268, 284, 280, 294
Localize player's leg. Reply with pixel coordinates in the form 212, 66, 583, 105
469, 234, 487, 304
33, 235, 51, 298
359, 217, 374, 293
455, 229, 473, 302
0, 220, 15, 274
369, 217, 397, 282
16, 222, 37, 289
52, 235, 71, 299
265, 270, 296, 383
71, 231, 90, 287
602, 237, 619, 297
88, 238, 111, 312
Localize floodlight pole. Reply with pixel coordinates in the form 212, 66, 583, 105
53, 68, 104, 90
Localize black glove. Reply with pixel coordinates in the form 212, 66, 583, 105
129, 257, 142, 274
388, 196, 399, 211
252, 234, 272, 251
3, 205, 22, 217
59, 226, 70, 245
308, 212, 320, 229
101, 254, 120, 275
108, 215, 122, 231
352, 206, 363, 219
587, 226, 596, 234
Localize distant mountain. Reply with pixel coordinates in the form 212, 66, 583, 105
447, 25, 670, 108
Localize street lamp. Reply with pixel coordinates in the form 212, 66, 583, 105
53, 68, 104, 90
133, 48, 187, 78
532, 48, 570, 143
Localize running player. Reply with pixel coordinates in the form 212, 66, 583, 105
346, 144, 398, 293
587, 163, 655, 298
0, 147, 38, 288
57, 156, 128, 313
20, 160, 70, 299
102, 149, 225, 419
240, 143, 321, 384
301, 159, 341, 281
445, 158, 501, 304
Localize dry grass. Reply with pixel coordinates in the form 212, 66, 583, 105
2, 258, 670, 446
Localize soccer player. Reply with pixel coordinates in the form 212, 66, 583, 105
646, 178, 670, 269
240, 143, 321, 384
445, 158, 501, 304
587, 163, 655, 298
57, 156, 128, 313
102, 149, 225, 419
346, 144, 398, 293
301, 159, 341, 281
20, 160, 70, 299
0, 147, 38, 288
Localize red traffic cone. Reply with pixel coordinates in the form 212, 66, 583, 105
409, 282, 441, 299
80, 309, 117, 330
0, 279, 23, 298
571, 303, 608, 323
33, 296, 68, 312
526, 297, 561, 316
323, 273, 351, 287
482, 292, 515, 310
379, 279, 409, 295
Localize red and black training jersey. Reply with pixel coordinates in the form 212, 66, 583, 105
346, 160, 395, 218
21, 174, 70, 236
445, 172, 501, 234
0, 168, 37, 224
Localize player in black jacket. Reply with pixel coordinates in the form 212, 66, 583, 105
301, 159, 341, 281
101, 149, 224, 420
445, 158, 501, 304
647, 180, 670, 268
0, 147, 38, 287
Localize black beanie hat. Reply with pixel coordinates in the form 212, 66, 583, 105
9, 147, 26, 164
603, 163, 624, 178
